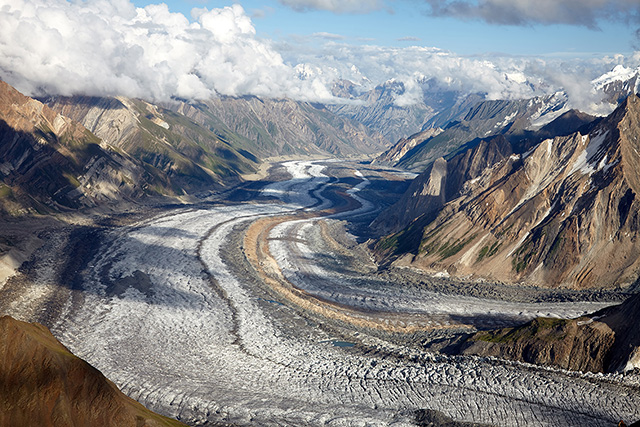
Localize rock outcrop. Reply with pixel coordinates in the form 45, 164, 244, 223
0, 315, 185, 426
375, 94, 640, 289
462, 292, 640, 373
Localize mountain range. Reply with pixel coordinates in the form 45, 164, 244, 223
3, 63, 640, 421
327, 78, 479, 144
374, 93, 640, 289
366, 65, 640, 172
0, 79, 390, 216
0, 81, 152, 215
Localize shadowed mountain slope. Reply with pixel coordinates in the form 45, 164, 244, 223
44, 95, 257, 192
0, 81, 156, 215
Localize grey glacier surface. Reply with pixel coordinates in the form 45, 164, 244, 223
32, 160, 640, 426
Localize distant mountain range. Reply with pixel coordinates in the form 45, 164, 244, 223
338, 65, 640, 172
327, 78, 477, 144
0, 80, 389, 216
374, 93, 571, 171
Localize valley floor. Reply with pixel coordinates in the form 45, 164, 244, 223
1, 160, 639, 426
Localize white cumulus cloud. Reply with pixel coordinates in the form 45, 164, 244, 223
0, 0, 635, 114
0, 0, 336, 102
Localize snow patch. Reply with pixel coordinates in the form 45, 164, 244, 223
568, 130, 609, 176
495, 111, 517, 128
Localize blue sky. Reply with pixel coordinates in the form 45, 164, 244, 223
132, 0, 636, 57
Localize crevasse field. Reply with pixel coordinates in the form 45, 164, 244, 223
38, 161, 640, 426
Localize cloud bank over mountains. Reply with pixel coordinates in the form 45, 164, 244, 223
0, 0, 636, 113
0, 0, 334, 102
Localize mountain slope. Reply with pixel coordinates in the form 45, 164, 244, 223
44, 95, 257, 193
375, 94, 640, 289
372, 134, 512, 235
173, 96, 389, 158
390, 93, 569, 171
0, 315, 185, 426
462, 291, 640, 373
0, 81, 153, 215
373, 127, 444, 165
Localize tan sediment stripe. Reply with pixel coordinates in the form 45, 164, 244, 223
243, 192, 471, 333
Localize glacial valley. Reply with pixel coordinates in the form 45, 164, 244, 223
3, 159, 639, 426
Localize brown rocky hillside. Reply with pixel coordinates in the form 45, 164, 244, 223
0, 81, 151, 214
375, 94, 640, 289
462, 291, 640, 373
0, 315, 185, 427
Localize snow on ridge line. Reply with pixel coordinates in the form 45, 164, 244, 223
592, 65, 640, 89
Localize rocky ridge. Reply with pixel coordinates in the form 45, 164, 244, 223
373, 134, 513, 235
376, 66, 640, 173
0, 81, 154, 215
388, 93, 570, 171
44, 95, 257, 193
173, 96, 389, 158
375, 94, 640, 289
373, 127, 444, 165
373, 109, 598, 235
462, 291, 640, 373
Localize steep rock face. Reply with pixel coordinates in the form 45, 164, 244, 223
0, 81, 150, 214
376, 94, 640, 289
373, 135, 512, 235
373, 109, 597, 235
173, 96, 389, 158
0, 315, 184, 426
45, 95, 256, 192
462, 292, 640, 373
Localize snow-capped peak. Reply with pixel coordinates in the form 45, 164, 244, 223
592, 65, 640, 89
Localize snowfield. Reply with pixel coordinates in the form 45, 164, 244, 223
42, 160, 640, 426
